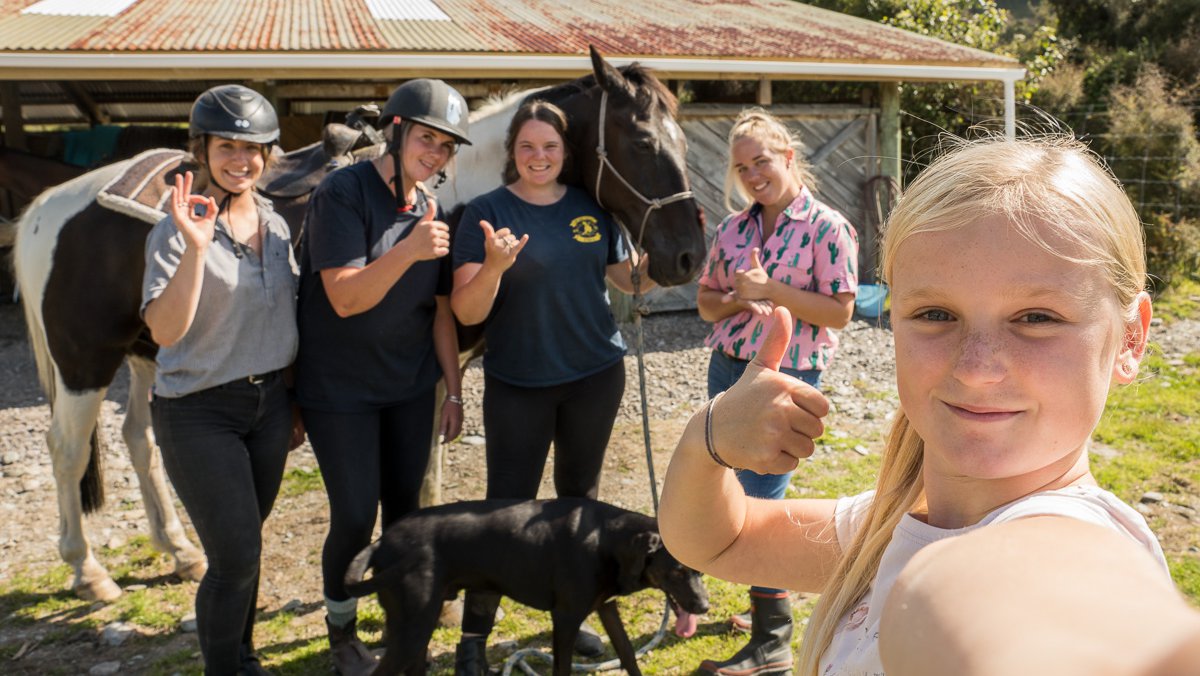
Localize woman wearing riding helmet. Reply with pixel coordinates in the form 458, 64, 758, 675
142, 84, 298, 676
294, 78, 469, 675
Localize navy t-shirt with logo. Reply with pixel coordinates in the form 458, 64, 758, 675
453, 185, 627, 387
295, 161, 450, 412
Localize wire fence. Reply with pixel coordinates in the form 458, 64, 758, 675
1035, 101, 1200, 221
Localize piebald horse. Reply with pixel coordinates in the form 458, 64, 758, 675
13, 46, 705, 601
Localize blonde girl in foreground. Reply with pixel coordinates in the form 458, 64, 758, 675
659, 135, 1200, 675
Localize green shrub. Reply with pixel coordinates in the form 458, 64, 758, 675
1144, 214, 1200, 293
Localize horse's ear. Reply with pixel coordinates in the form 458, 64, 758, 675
590, 45, 629, 97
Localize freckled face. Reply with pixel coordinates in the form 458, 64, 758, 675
890, 215, 1127, 489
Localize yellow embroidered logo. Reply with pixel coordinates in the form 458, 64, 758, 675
569, 215, 601, 243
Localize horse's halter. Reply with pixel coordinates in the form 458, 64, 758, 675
593, 90, 694, 253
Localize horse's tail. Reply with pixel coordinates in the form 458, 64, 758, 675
343, 541, 383, 597
80, 428, 105, 513
14, 196, 105, 513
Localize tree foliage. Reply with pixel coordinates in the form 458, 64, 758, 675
803, 0, 1200, 288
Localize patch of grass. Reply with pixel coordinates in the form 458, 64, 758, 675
113, 584, 190, 631
107, 535, 173, 580
145, 647, 203, 676
1169, 557, 1200, 609
279, 466, 324, 499
1093, 350, 1200, 505
0, 565, 100, 628
265, 637, 329, 675
1152, 278, 1200, 322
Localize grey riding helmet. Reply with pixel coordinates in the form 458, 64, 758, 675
189, 84, 280, 145
380, 79, 472, 145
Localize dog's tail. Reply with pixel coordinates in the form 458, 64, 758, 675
343, 541, 382, 597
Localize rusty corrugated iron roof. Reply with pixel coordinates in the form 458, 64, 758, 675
0, 0, 1016, 67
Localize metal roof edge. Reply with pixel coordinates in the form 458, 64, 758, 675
0, 52, 1026, 82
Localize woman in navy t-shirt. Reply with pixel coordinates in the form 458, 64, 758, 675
450, 100, 653, 672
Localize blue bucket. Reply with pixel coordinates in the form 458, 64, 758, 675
855, 283, 889, 318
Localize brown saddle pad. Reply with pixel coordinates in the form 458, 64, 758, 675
95, 149, 202, 225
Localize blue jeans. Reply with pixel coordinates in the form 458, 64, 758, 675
706, 350, 822, 595
151, 372, 291, 676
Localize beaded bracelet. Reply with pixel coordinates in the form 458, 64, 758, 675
705, 392, 740, 470
445, 394, 464, 405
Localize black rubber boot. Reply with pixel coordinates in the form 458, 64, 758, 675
698, 592, 794, 675
574, 620, 605, 658
454, 635, 489, 676
326, 616, 377, 676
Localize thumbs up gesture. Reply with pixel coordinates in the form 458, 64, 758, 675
406, 197, 451, 261
721, 247, 774, 315
710, 306, 829, 474
733, 247, 772, 301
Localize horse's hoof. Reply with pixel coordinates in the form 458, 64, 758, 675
75, 577, 122, 602
175, 558, 207, 582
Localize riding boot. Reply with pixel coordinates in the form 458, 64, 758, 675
454, 635, 488, 676
326, 616, 377, 676
238, 643, 273, 676
574, 620, 605, 658
698, 592, 794, 676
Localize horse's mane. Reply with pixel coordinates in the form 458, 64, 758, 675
532, 63, 679, 118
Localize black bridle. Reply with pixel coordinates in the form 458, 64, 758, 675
592, 90, 694, 253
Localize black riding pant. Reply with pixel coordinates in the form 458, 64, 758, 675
151, 372, 290, 676
302, 387, 436, 602
462, 360, 625, 636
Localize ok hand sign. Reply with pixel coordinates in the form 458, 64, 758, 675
168, 171, 218, 254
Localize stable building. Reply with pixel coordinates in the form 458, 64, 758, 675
0, 0, 1023, 299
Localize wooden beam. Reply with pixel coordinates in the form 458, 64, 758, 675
60, 81, 111, 126
756, 77, 771, 106
272, 81, 558, 101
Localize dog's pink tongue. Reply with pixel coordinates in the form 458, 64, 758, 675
674, 609, 698, 637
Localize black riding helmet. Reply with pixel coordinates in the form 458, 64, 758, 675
189, 84, 280, 145
379, 79, 471, 146
379, 79, 471, 213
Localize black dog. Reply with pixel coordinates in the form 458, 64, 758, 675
344, 497, 709, 675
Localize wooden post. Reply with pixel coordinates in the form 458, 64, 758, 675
756, 77, 772, 106
878, 82, 901, 187
1, 82, 27, 151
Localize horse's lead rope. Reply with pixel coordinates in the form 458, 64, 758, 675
592, 87, 696, 514
628, 263, 658, 514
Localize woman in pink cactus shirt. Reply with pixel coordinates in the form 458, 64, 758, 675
694, 107, 859, 676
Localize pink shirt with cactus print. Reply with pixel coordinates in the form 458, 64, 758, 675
698, 187, 859, 371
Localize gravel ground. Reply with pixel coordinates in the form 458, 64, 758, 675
1, 298, 1197, 675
